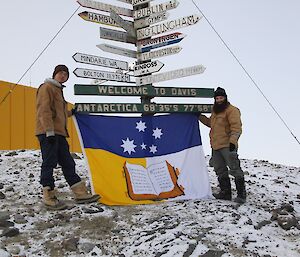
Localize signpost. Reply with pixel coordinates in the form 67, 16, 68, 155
133, 0, 179, 19
133, 60, 164, 76
72, 53, 129, 70
74, 84, 214, 98
137, 45, 182, 61
110, 9, 136, 37
100, 27, 136, 44
137, 14, 201, 40
137, 32, 186, 52
132, 0, 153, 6
73, 68, 131, 82
136, 65, 206, 86
75, 103, 213, 113
77, 0, 133, 17
134, 12, 169, 29
97, 44, 137, 58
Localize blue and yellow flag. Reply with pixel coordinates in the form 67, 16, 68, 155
75, 113, 212, 205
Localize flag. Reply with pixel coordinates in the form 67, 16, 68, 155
75, 113, 212, 205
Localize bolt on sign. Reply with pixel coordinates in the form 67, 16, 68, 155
134, 12, 169, 29
100, 27, 136, 44
137, 45, 182, 61
133, 0, 179, 19
75, 103, 213, 113
133, 60, 164, 76
73, 68, 131, 82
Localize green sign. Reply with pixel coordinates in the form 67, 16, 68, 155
74, 84, 214, 98
75, 103, 212, 113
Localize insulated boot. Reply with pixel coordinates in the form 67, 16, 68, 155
234, 177, 246, 204
71, 181, 100, 204
213, 176, 232, 200
42, 187, 67, 210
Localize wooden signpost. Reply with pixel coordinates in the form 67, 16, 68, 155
74, 0, 214, 114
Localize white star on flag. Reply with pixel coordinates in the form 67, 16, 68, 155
149, 145, 157, 154
121, 138, 136, 155
136, 121, 147, 132
152, 127, 163, 139
141, 143, 147, 150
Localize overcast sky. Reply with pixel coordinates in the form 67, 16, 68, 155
0, 0, 299, 167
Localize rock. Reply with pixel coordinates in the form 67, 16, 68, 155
1, 227, 20, 237
0, 211, 10, 221
5, 151, 18, 157
281, 203, 294, 212
0, 220, 14, 228
200, 250, 226, 257
62, 237, 79, 252
254, 220, 272, 230
5, 186, 14, 192
28, 173, 34, 178
82, 207, 104, 214
79, 242, 96, 254
7, 245, 20, 255
0, 192, 5, 199
0, 249, 10, 257
14, 214, 27, 224
71, 153, 81, 159
0, 183, 4, 189
277, 215, 298, 230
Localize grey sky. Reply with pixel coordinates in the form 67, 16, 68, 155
0, 0, 299, 166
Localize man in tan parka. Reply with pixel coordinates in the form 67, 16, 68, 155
199, 87, 246, 203
36, 64, 100, 210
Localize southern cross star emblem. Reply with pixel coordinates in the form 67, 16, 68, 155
152, 127, 163, 139
121, 138, 136, 155
136, 121, 147, 132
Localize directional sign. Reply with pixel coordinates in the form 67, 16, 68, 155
73, 53, 128, 70
137, 14, 202, 40
117, 0, 132, 4
136, 65, 206, 86
133, 60, 164, 76
132, 0, 154, 6
110, 10, 136, 37
138, 32, 186, 53
134, 0, 179, 19
78, 11, 132, 28
134, 12, 169, 29
74, 84, 215, 98
77, 0, 133, 17
97, 44, 137, 58
100, 27, 136, 44
73, 68, 131, 82
75, 103, 213, 113
137, 45, 181, 61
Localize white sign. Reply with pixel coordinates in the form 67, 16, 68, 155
136, 65, 206, 86
97, 44, 137, 58
77, 0, 133, 17
117, 0, 132, 4
138, 32, 186, 52
74, 68, 131, 82
137, 45, 181, 61
134, 0, 179, 19
137, 14, 201, 40
72, 53, 128, 70
133, 60, 164, 76
78, 11, 126, 28
110, 9, 136, 37
134, 12, 169, 29
100, 27, 136, 44
132, 0, 153, 6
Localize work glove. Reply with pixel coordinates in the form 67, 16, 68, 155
47, 135, 56, 144
229, 143, 236, 152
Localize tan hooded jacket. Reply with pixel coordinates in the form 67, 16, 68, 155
199, 103, 242, 150
35, 78, 71, 137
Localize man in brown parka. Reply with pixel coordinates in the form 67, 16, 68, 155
36, 64, 100, 210
199, 87, 246, 203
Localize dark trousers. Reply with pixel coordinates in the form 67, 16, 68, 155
38, 134, 81, 190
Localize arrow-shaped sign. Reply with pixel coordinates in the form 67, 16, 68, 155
72, 53, 129, 70
138, 32, 186, 53
100, 27, 136, 44
110, 9, 136, 37
73, 68, 131, 82
117, 0, 132, 4
137, 45, 182, 61
132, 0, 153, 6
136, 65, 206, 86
134, 12, 169, 29
77, 0, 133, 17
134, 0, 179, 19
133, 60, 164, 76
137, 14, 202, 40
97, 44, 137, 58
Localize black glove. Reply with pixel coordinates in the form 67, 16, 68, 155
71, 108, 76, 116
47, 135, 56, 144
229, 143, 236, 152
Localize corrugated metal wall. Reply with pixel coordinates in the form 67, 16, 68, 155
0, 80, 82, 152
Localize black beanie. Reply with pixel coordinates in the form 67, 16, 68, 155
52, 64, 69, 79
214, 87, 227, 98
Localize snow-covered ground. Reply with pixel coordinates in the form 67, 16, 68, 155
0, 150, 299, 257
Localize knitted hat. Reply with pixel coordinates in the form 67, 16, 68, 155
214, 87, 227, 98
52, 64, 69, 79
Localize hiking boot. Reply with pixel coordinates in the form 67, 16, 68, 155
71, 181, 100, 204
43, 187, 67, 210
214, 176, 232, 200
234, 177, 246, 204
